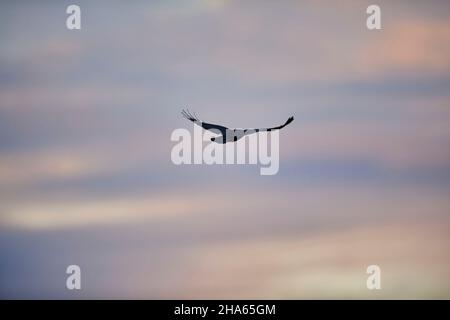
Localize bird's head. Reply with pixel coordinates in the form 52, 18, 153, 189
210, 136, 226, 143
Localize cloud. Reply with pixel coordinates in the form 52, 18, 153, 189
1, 195, 191, 230
0, 148, 101, 186
358, 20, 450, 75
1, 0, 450, 299
1, 183, 449, 298
282, 119, 450, 172
179, 219, 450, 298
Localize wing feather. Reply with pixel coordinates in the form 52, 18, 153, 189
181, 109, 228, 135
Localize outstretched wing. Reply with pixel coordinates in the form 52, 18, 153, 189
266, 116, 294, 131
242, 116, 294, 134
181, 109, 228, 135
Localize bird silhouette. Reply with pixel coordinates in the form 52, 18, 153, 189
181, 109, 294, 144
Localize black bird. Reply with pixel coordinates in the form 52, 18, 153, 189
181, 109, 294, 144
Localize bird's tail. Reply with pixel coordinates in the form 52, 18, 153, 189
181, 109, 200, 122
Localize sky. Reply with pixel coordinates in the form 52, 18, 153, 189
0, 0, 449, 299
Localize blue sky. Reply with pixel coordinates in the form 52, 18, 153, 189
1, 0, 449, 298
